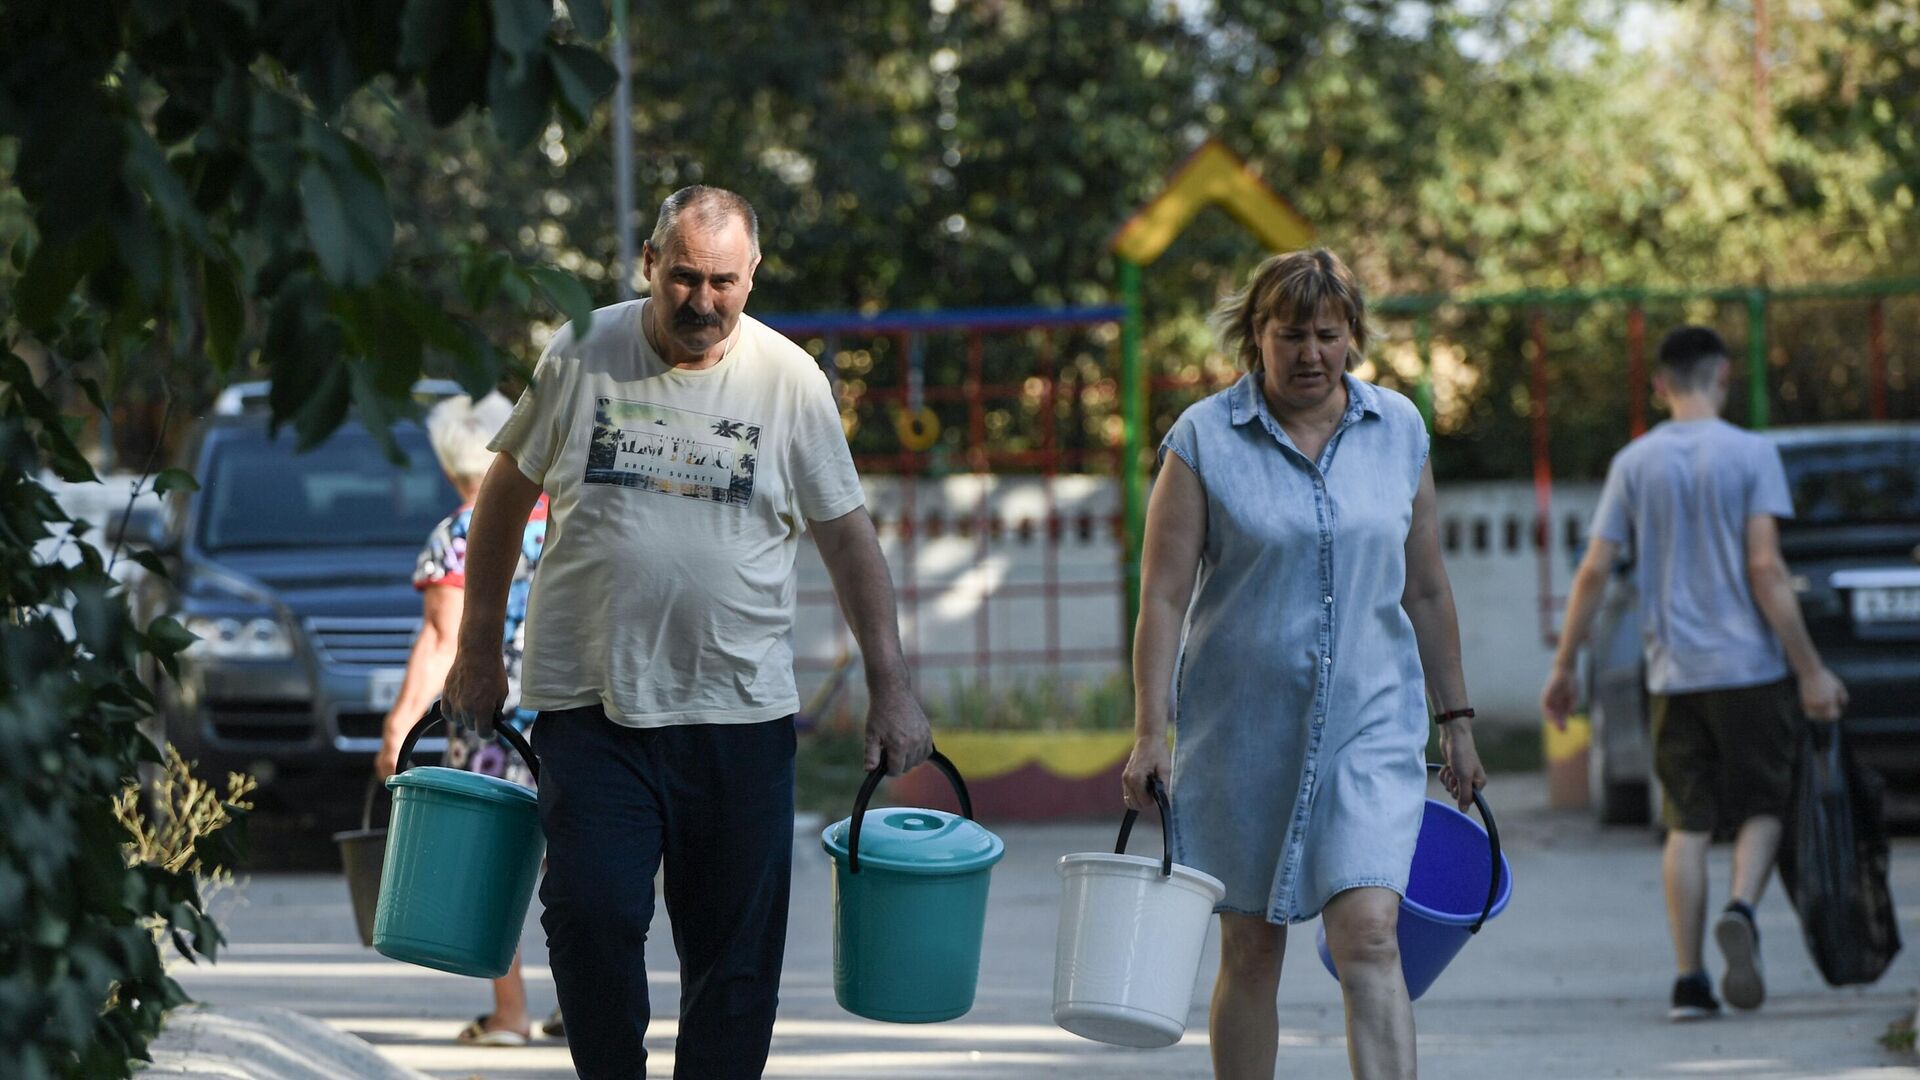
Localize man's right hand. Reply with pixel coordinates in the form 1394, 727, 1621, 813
441, 645, 507, 738
1540, 663, 1578, 732
1799, 665, 1848, 723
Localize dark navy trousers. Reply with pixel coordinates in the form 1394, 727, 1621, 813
534, 706, 795, 1080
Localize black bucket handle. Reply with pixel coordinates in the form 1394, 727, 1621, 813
847, 748, 970, 875
396, 701, 539, 781
1429, 762, 1502, 935
1114, 775, 1174, 877
358, 776, 390, 832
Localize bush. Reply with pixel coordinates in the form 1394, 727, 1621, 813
114, 746, 257, 910
1, 362, 247, 1080
926, 672, 1135, 732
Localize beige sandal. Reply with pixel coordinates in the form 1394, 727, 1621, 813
456, 1015, 529, 1047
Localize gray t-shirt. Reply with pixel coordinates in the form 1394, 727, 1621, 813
1590, 418, 1795, 695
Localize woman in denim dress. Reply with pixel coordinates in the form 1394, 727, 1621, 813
1122, 249, 1484, 1080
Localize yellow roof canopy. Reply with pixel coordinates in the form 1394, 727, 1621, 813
1109, 138, 1312, 265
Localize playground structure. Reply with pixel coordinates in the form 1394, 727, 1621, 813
768, 140, 1920, 729
763, 306, 1132, 699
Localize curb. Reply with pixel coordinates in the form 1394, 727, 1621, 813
141, 1004, 427, 1080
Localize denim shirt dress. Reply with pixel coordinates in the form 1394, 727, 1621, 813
1160, 372, 1432, 924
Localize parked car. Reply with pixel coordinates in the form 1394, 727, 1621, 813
131, 382, 464, 828
1586, 422, 1920, 825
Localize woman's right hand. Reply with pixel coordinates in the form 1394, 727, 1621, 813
1121, 733, 1172, 813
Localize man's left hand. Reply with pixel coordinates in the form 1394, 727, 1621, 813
863, 683, 932, 776
1438, 721, 1487, 813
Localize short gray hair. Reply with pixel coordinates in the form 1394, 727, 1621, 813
647, 185, 760, 258
425, 392, 513, 482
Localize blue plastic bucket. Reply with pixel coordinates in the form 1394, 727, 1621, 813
1316, 777, 1511, 1001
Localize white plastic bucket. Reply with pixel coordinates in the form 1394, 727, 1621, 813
1052, 780, 1225, 1048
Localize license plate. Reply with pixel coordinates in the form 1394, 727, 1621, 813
1852, 586, 1920, 624
367, 668, 405, 710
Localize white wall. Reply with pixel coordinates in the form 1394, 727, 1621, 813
793, 476, 1605, 728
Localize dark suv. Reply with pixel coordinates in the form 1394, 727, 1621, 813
1586, 422, 1920, 825
134, 384, 461, 826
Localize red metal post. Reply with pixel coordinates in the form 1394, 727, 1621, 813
968, 331, 991, 686
1626, 305, 1647, 437
1040, 329, 1061, 677
1530, 312, 1557, 647
895, 331, 921, 678
1869, 299, 1889, 422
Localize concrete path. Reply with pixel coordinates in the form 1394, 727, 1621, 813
142, 1004, 429, 1079
170, 773, 1920, 1078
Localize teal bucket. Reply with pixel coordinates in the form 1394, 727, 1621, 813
823, 751, 1004, 1023
1316, 768, 1511, 1000
373, 704, 544, 980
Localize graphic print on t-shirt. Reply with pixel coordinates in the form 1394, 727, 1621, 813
584, 396, 761, 507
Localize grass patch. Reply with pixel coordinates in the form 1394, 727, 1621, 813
1881, 1016, 1916, 1054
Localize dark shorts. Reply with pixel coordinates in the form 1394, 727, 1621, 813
1651, 677, 1797, 833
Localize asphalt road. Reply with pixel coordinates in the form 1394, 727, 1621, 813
171, 773, 1920, 1079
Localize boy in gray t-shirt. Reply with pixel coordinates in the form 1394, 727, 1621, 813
1542, 326, 1847, 1022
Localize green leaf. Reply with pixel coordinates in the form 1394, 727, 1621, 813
247, 90, 305, 188
490, 0, 553, 57
457, 248, 509, 309
38, 423, 100, 484
143, 615, 198, 657
526, 265, 594, 337
291, 359, 353, 449
123, 121, 211, 251
17, 225, 109, 332
425, 46, 492, 126
569, 0, 609, 38
401, 0, 465, 67
203, 255, 244, 377
152, 468, 199, 495
76, 377, 108, 416
547, 42, 616, 126
17, 99, 126, 246
348, 363, 409, 466
333, 286, 424, 399
486, 47, 553, 148
110, 203, 166, 305
298, 126, 394, 287
130, 550, 171, 580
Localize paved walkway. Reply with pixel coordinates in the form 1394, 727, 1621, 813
170, 773, 1920, 1078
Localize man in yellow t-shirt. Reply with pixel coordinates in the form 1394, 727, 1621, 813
442, 185, 932, 1079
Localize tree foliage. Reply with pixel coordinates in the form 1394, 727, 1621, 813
331, 0, 1920, 485
0, 1, 613, 1075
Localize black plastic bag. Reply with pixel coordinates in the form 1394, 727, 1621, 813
1778, 722, 1901, 986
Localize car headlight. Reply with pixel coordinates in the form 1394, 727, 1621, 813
182, 615, 294, 660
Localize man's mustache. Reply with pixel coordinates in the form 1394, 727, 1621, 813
675, 308, 723, 329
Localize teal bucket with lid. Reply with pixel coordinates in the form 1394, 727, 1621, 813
822, 751, 1004, 1023
373, 703, 544, 979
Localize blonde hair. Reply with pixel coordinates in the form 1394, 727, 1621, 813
425, 392, 513, 482
1211, 248, 1370, 372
